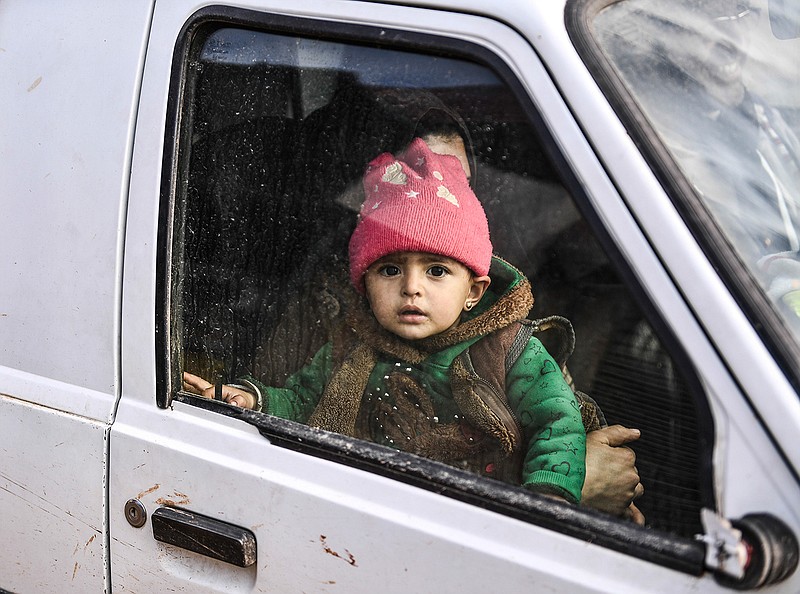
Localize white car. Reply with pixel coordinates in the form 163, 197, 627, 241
2, 0, 799, 591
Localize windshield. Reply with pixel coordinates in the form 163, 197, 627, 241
592, 0, 800, 345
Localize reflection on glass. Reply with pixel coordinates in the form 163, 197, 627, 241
594, 0, 800, 339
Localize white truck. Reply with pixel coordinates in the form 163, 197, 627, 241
2, 0, 799, 591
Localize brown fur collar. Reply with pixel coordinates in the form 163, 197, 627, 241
308, 257, 534, 439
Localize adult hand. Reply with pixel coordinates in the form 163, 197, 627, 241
182, 372, 257, 409
582, 425, 645, 524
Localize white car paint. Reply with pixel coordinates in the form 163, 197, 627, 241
2, 0, 798, 592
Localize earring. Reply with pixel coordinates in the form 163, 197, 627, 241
465, 301, 474, 311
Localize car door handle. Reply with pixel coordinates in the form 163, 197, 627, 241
152, 506, 257, 567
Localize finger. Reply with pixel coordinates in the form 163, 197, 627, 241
182, 372, 215, 395
633, 482, 645, 500
182, 377, 208, 396
625, 503, 646, 526
595, 424, 641, 448
183, 371, 206, 386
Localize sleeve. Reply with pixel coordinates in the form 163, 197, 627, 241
505, 336, 586, 503
243, 342, 334, 423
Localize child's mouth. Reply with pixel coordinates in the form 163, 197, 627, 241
399, 306, 426, 321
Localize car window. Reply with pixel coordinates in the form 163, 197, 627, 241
588, 0, 800, 376
165, 10, 713, 542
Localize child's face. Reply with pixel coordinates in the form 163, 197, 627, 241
364, 251, 490, 341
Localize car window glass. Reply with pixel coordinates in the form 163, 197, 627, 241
592, 0, 800, 349
172, 20, 711, 539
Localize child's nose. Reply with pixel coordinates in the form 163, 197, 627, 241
401, 270, 424, 296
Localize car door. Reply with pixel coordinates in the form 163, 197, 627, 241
110, 0, 800, 592
0, 1, 153, 591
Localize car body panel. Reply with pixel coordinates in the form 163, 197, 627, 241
2, 0, 799, 591
0, 1, 153, 590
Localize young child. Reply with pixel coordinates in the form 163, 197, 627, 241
184, 137, 586, 502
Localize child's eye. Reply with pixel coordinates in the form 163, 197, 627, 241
428, 265, 448, 277
379, 264, 401, 277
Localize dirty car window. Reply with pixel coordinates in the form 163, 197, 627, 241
173, 21, 711, 538
593, 0, 800, 349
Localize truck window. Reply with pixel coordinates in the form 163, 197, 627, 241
163, 9, 713, 541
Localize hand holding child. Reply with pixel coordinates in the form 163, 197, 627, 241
582, 425, 645, 524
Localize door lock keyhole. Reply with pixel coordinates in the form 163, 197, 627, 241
125, 498, 147, 528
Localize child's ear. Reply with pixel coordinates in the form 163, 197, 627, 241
465, 275, 491, 310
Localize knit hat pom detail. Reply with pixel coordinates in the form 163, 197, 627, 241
349, 137, 492, 293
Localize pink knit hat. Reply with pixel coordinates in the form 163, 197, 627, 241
349, 137, 492, 293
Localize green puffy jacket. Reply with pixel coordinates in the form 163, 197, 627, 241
250, 257, 586, 502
